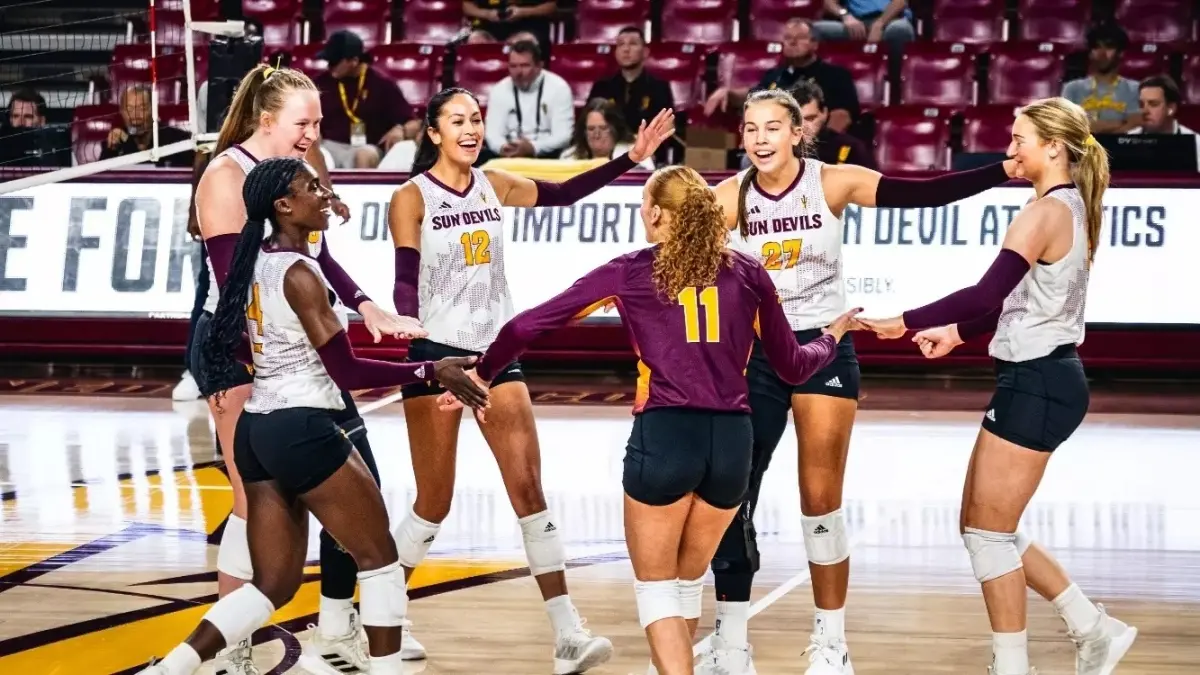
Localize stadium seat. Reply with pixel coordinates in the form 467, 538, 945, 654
660, 0, 738, 44
109, 45, 187, 105
931, 0, 1007, 44
1177, 104, 1200, 130
242, 0, 305, 49
1114, 0, 1193, 44
147, 10, 195, 47
1183, 50, 1200, 104
873, 106, 951, 172
985, 42, 1064, 106
1016, 3, 1089, 47
452, 43, 510, 107
746, 0, 822, 42
158, 103, 193, 130
288, 44, 328, 81
1120, 43, 1172, 82
1017, 0, 1090, 8
715, 41, 784, 93
323, 0, 391, 48
551, 44, 618, 106
373, 43, 445, 108
819, 43, 888, 108
71, 104, 122, 165
643, 42, 706, 108
161, 0, 221, 21
401, 0, 465, 43
961, 104, 1020, 154
575, 0, 651, 43
899, 42, 977, 108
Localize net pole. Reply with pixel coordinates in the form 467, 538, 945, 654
181, 0, 199, 139
148, 0, 161, 160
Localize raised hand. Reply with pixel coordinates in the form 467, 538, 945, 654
628, 108, 677, 164
359, 302, 428, 343
858, 315, 907, 340
433, 358, 490, 414
912, 325, 962, 359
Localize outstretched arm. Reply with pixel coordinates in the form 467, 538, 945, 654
823, 160, 1014, 212
315, 239, 371, 312
750, 264, 842, 385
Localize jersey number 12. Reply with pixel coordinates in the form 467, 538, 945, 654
678, 286, 720, 343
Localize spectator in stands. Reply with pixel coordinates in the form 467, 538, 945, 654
739, 80, 873, 170
0, 88, 70, 168
586, 27, 674, 134
465, 0, 557, 53
560, 98, 655, 168
811, 0, 915, 50
1061, 22, 1140, 134
1129, 75, 1199, 162
705, 18, 859, 133
483, 39, 574, 161
314, 30, 421, 169
7, 89, 46, 129
100, 85, 194, 167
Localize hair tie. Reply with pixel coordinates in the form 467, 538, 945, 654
1084, 135, 1097, 147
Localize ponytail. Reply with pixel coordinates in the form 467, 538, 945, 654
1073, 137, 1110, 265
652, 173, 729, 300
735, 166, 757, 239
410, 122, 438, 176
214, 65, 317, 157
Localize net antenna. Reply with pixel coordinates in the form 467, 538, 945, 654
0, 1, 244, 196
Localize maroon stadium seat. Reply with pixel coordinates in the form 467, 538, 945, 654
961, 104, 1020, 153
109, 45, 187, 105
1114, 0, 1193, 44
323, 0, 391, 48
373, 43, 445, 108
161, 0, 221, 20
819, 43, 888, 108
746, 0, 822, 42
899, 42, 977, 108
452, 43, 510, 107
1177, 104, 1200, 130
550, 44, 618, 106
931, 0, 1007, 44
1018, 0, 1090, 9
158, 103, 193, 131
241, 0, 304, 49
1016, 4, 1089, 47
401, 0, 465, 43
985, 42, 1064, 106
1183, 50, 1200, 104
873, 106, 952, 172
71, 104, 122, 165
715, 41, 784, 93
288, 43, 328, 81
660, 0, 738, 45
575, 0, 650, 43
148, 10, 195, 47
643, 42, 706, 107
1119, 43, 1171, 82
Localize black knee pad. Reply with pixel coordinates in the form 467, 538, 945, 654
711, 507, 760, 575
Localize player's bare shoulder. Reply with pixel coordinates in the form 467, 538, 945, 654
713, 176, 741, 230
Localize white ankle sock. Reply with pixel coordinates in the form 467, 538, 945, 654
545, 594, 578, 635
992, 630, 1029, 675
369, 650, 404, 674
318, 595, 355, 638
160, 643, 202, 674
1053, 583, 1102, 635
715, 600, 750, 649
813, 607, 846, 641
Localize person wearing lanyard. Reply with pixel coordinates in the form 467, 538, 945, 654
483, 40, 574, 161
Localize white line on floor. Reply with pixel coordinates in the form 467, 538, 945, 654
357, 389, 405, 415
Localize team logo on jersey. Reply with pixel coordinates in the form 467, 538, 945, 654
800, 195, 808, 211
307, 231, 321, 244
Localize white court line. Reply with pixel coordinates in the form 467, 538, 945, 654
357, 389, 405, 415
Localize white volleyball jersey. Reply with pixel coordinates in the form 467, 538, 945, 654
990, 186, 1090, 362
201, 145, 258, 314
244, 250, 346, 413
729, 159, 845, 331
410, 168, 513, 351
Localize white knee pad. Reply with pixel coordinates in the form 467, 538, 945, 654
801, 509, 850, 565
393, 506, 441, 570
217, 514, 254, 581
518, 510, 566, 576
963, 527, 1023, 583
357, 561, 408, 628
204, 584, 275, 646
678, 577, 704, 621
1014, 530, 1032, 556
634, 579, 682, 628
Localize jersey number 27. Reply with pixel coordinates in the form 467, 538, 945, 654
678, 286, 719, 343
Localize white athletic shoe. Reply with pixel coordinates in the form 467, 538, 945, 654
298, 621, 368, 675
987, 667, 1039, 675
214, 640, 260, 675
553, 619, 613, 674
802, 636, 853, 675
400, 619, 428, 660
1070, 605, 1138, 675
696, 635, 757, 675
172, 370, 201, 401
134, 663, 167, 675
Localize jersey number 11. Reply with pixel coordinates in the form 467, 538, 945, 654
678, 286, 719, 343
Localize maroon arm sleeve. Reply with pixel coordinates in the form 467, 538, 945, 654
752, 265, 838, 385
957, 306, 1002, 341
902, 248, 1030, 331
316, 239, 372, 312
875, 162, 1009, 208
532, 154, 637, 207
204, 233, 239, 289
393, 247, 420, 318
316, 331, 435, 390
477, 260, 625, 381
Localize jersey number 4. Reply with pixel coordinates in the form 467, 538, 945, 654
762, 239, 803, 270
678, 286, 719, 343
245, 283, 265, 354
460, 230, 492, 266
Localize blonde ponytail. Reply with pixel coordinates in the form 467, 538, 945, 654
1073, 135, 1110, 265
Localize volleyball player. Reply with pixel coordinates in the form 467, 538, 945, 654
699, 88, 1017, 674
438, 165, 862, 675
385, 87, 672, 672
140, 157, 488, 675
193, 64, 422, 674
860, 97, 1136, 675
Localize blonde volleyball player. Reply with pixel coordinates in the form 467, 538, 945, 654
439, 165, 863, 675
193, 65, 421, 674
861, 97, 1136, 675
141, 157, 489, 675
699, 88, 1017, 674
385, 87, 673, 673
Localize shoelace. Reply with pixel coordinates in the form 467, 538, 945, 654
802, 638, 844, 668
1070, 609, 1112, 671
230, 641, 260, 675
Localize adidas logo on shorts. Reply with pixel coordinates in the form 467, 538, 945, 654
985, 408, 996, 422
825, 376, 843, 388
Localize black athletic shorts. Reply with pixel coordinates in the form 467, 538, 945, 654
191, 310, 255, 396
624, 408, 753, 510
982, 344, 1089, 452
747, 327, 860, 401
400, 337, 524, 398
234, 406, 353, 500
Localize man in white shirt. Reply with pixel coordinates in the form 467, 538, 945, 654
484, 40, 574, 160
1127, 75, 1199, 168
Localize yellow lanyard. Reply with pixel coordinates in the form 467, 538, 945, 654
337, 65, 369, 124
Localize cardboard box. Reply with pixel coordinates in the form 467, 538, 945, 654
685, 125, 736, 171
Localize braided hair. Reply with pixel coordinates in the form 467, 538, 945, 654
199, 156, 307, 400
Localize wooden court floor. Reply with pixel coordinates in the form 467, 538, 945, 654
0, 395, 1198, 674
